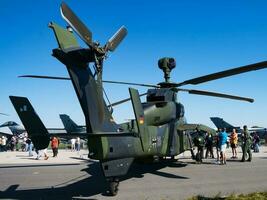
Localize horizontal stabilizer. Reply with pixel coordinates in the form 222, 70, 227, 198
49, 22, 80, 52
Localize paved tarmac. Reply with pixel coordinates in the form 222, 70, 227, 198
0, 147, 266, 200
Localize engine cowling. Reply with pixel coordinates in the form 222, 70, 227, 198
143, 102, 184, 126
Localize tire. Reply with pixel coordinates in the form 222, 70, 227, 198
108, 178, 119, 196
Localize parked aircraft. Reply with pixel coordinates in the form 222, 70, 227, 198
210, 117, 267, 139
210, 117, 241, 133
0, 113, 17, 137
0, 121, 26, 136
9, 96, 88, 149
59, 114, 86, 134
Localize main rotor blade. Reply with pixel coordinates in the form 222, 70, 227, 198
60, 2, 94, 49
19, 75, 71, 80
178, 88, 254, 103
19, 75, 159, 88
175, 61, 267, 87
103, 80, 158, 88
108, 93, 147, 107
106, 26, 127, 52
0, 112, 9, 116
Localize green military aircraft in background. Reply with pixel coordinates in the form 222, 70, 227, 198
16, 2, 267, 196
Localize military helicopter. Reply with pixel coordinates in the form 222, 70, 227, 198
17, 2, 267, 195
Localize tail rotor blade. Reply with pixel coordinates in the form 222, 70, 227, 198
106, 26, 127, 52
60, 2, 94, 49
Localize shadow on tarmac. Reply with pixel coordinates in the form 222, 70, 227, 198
0, 159, 189, 200
225, 159, 241, 162
0, 163, 81, 169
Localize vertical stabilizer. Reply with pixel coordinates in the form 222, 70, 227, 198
60, 114, 79, 133
210, 117, 237, 132
50, 23, 119, 134
129, 88, 147, 151
9, 96, 50, 150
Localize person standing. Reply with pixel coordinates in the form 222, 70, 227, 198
75, 137, 81, 152
22, 137, 27, 152
193, 130, 205, 163
253, 132, 260, 153
230, 128, 238, 158
214, 129, 221, 164
70, 138, 76, 151
10, 136, 16, 151
51, 136, 59, 157
1, 136, 7, 152
241, 125, 252, 162
26, 137, 33, 156
218, 128, 228, 165
0, 137, 2, 152
205, 132, 214, 159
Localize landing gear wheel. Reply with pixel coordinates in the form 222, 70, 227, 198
108, 177, 119, 196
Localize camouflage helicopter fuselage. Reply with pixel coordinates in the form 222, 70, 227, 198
49, 22, 194, 193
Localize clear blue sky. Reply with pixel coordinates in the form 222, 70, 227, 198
1, 0, 267, 129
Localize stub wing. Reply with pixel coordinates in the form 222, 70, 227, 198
177, 123, 216, 135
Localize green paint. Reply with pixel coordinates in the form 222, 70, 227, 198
49, 22, 79, 51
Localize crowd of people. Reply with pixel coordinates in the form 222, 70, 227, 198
0, 134, 83, 160
0, 127, 263, 163
193, 125, 261, 165
0, 135, 33, 153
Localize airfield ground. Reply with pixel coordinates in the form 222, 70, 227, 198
0, 146, 266, 200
